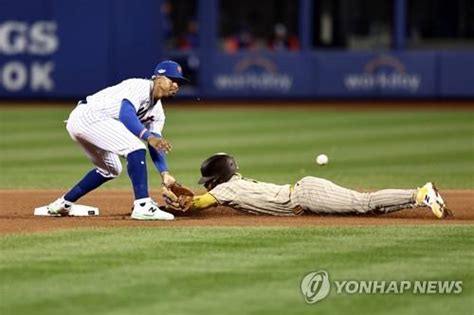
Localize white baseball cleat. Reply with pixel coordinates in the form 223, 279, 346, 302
46, 197, 73, 216
416, 182, 452, 219
131, 198, 175, 220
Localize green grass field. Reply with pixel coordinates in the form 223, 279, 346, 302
0, 106, 473, 315
1, 226, 473, 315
0, 107, 473, 189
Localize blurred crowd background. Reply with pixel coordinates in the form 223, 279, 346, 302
164, 0, 473, 52
0, 0, 473, 100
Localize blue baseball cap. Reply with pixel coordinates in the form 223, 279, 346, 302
153, 60, 188, 82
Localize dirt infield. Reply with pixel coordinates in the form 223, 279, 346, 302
0, 190, 472, 234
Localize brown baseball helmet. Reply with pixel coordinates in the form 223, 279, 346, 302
198, 153, 238, 190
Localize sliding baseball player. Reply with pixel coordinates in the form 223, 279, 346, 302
163, 153, 451, 219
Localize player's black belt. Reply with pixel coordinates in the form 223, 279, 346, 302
78, 99, 87, 105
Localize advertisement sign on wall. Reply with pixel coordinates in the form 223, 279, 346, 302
0, 20, 58, 94
314, 52, 437, 97
213, 56, 294, 92
343, 54, 422, 93
0, 0, 160, 99
206, 53, 316, 97
0, 0, 472, 99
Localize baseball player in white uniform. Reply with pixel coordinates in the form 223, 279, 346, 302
45, 60, 188, 220
165, 153, 451, 219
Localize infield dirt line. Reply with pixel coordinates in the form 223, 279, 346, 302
0, 190, 472, 235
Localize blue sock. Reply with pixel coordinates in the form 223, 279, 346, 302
64, 169, 112, 202
127, 149, 149, 200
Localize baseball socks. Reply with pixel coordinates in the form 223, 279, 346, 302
62, 149, 150, 204
127, 151, 174, 220
63, 169, 112, 202
127, 149, 150, 200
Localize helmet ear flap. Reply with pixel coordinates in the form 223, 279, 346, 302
203, 179, 216, 191
204, 176, 227, 190
204, 179, 216, 190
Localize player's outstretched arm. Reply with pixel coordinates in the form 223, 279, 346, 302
118, 100, 172, 152
163, 189, 218, 214
190, 193, 218, 210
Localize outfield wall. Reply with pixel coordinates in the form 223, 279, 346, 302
203, 51, 474, 98
0, 0, 473, 99
0, 0, 161, 99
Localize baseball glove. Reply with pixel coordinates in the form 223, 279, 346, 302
162, 183, 194, 213
169, 182, 194, 197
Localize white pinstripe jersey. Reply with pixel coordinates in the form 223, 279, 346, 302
209, 174, 295, 216
84, 78, 165, 134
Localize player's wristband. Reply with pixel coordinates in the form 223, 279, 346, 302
139, 129, 151, 140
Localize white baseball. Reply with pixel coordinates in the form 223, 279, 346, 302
316, 154, 329, 165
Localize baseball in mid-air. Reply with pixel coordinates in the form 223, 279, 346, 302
316, 154, 329, 166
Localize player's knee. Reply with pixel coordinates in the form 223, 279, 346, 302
109, 163, 123, 177
127, 149, 147, 159
128, 142, 147, 155
96, 163, 122, 178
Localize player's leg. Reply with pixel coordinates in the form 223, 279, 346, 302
46, 138, 121, 214
125, 149, 174, 220
46, 109, 121, 214
77, 121, 150, 198
65, 139, 122, 201
71, 143, 171, 220
292, 176, 417, 214
71, 118, 173, 220
415, 182, 451, 218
